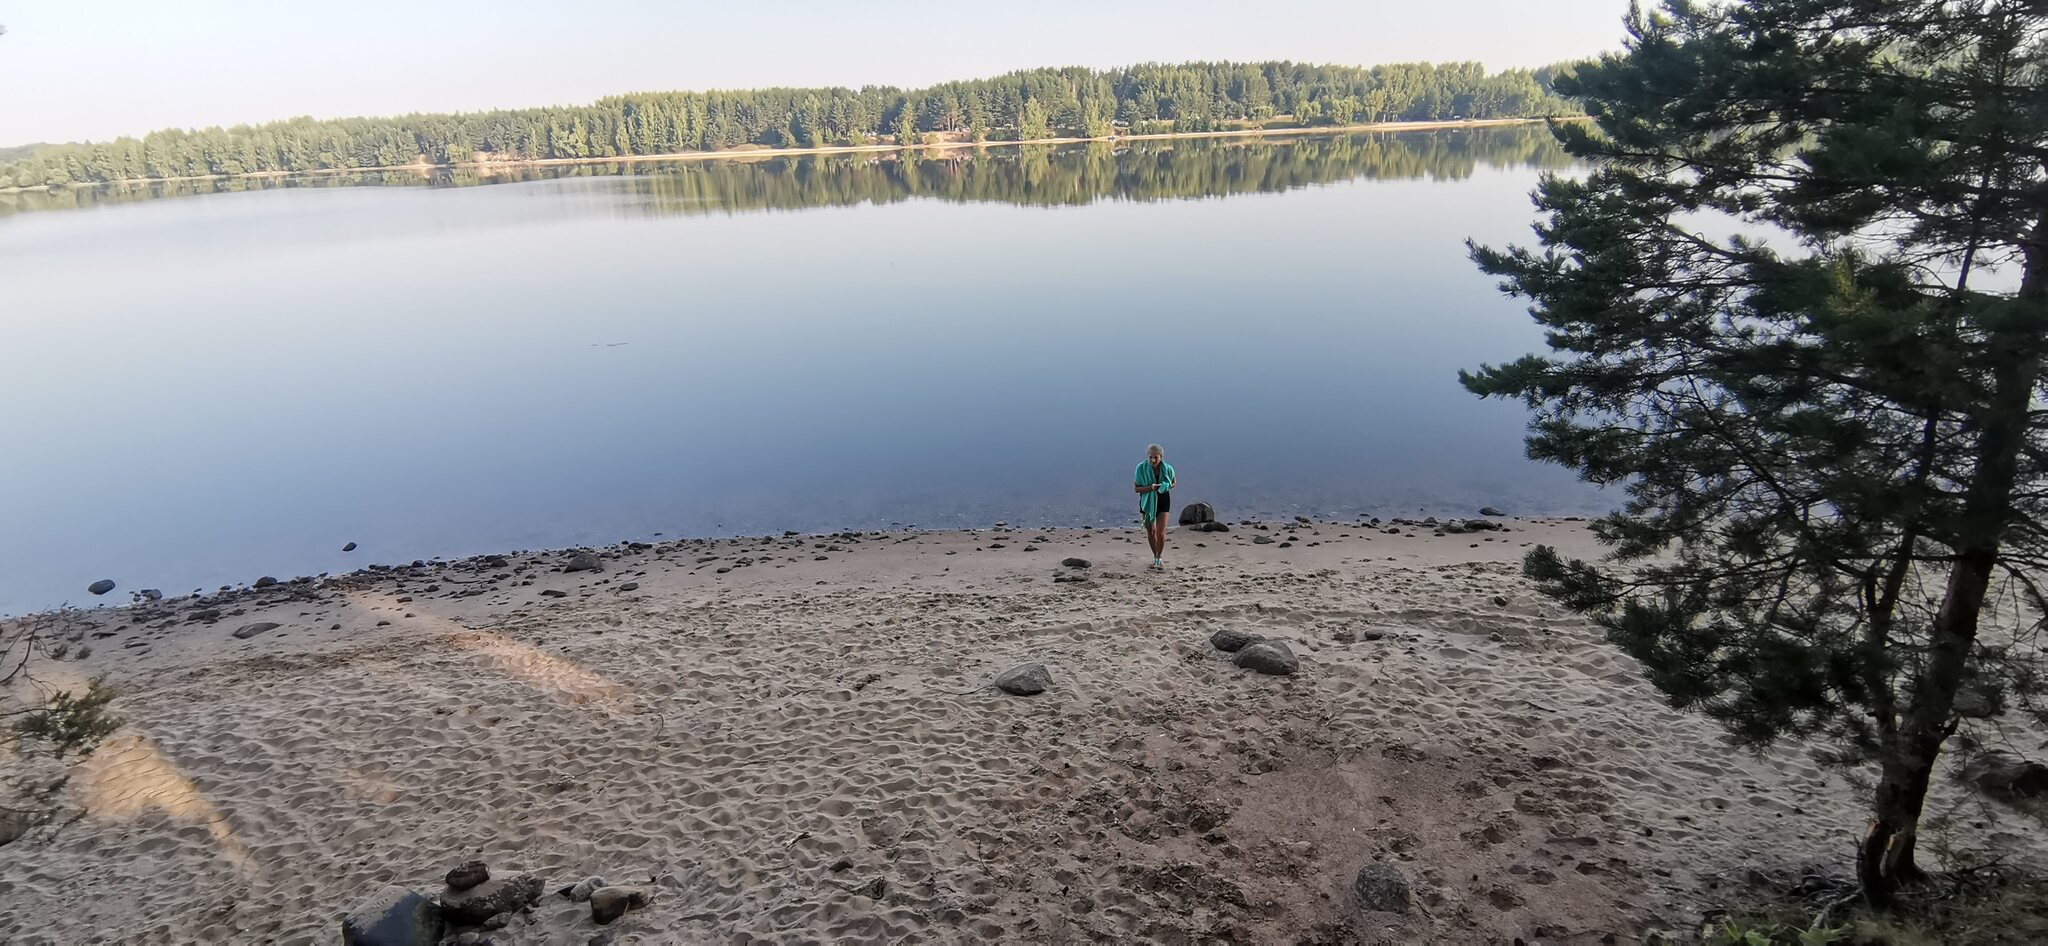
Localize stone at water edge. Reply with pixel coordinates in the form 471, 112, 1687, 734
341, 884, 444, 946
231, 622, 282, 640
253, 576, 279, 588
993, 662, 1051, 696
87, 579, 115, 596
1352, 862, 1411, 914
439, 872, 545, 925
1233, 640, 1298, 676
564, 552, 604, 573
1479, 506, 1505, 517
1177, 501, 1216, 526
444, 859, 490, 891
1209, 628, 1263, 653
590, 885, 652, 924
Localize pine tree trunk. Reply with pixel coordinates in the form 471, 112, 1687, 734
1860, 217, 2048, 908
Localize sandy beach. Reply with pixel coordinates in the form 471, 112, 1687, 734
3, 516, 2043, 944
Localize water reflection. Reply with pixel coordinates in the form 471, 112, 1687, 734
0, 126, 1571, 220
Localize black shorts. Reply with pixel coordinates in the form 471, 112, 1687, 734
1157, 491, 1171, 515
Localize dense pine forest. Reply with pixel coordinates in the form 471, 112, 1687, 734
0, 61, 1580, 189
0, 124, 1571, 218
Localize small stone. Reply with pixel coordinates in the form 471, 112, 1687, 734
445, 860, 489, 891
1060, 557, 1091, 569
565, 552, 604, 573
829, 857, 854, 872
440, 873, 544, 926
590, 885, 651, 924
1233, 640, 1298, 676
87, 579, 116, 596
343, 541, 359, 552
1480, 507, 1505, 517
993, 662, 1051, 695
138, 588, 163, 601
566, 876, 608, 902
231, 621, 282, 640
254, 576, 279, 588
1203, 522, 1231, 533
1209, 628, 1263, 652
855, 877, 888, 900
1353, 862, 1411, 914
341, 884, 443, 946
1252, 535, 1276, 545
618, 582, 640, 592
1491, 595, 1508, 607
540, 589, 569, 598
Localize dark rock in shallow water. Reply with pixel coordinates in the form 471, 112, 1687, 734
993, 662, 1051, 695
87, 579, 116, 596
1177, 502, 1216, 526
564, 552, 604, 573
341, 884, 444, 946
231, 621, 281, 640
1352, 862, 1411, 914
440, 872, 544, 926
342, 541, 358, 552
1479, 506, 1505, 517
1210, 628, 1263, 652
589, 885, 651, 924
1234, 640, 1298, 676
445, 859, 490, 891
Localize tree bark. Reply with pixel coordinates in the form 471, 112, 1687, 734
1861, 215, 2048, 907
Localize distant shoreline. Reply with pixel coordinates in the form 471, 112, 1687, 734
0, 117, 1578, 193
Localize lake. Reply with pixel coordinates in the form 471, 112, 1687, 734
0, 126, 1606, 614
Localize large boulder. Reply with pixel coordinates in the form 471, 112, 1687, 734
994, 662, 1051, 696
342, 885, 444, 946
439, 872, 544, 926
1352, 863, 1411, 914
1234, 640, 1298, 676
1178, 502, 1216, 526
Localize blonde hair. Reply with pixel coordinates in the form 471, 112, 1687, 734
1146, 443, 1163, 457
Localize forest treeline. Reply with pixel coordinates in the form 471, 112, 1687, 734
0, 61, 1581, 188
0, 125, 1572, 219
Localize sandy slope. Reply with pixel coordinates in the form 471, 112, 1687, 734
2, 517, 2041, 944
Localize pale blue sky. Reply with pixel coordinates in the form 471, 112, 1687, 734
0, 0, 1628, 146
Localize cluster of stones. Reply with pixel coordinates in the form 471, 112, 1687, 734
340, 859, 654, 945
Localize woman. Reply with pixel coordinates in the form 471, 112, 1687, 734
1134, 444, 1175, 568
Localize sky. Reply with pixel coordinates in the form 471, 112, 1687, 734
0, 0, 1628, 147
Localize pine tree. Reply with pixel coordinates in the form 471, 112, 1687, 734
1464, 0, 2048, 908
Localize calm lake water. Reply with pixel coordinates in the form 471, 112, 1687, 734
0, 126, 1605, 614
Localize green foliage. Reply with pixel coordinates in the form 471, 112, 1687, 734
0, 124, 1573, 220
1702, 920, 1848, 946
1466, 0, 2048, 906
11, 680, 121, 759
0, 60, 1585, 187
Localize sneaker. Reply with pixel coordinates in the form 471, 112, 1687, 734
1152, 558, 1163, 568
